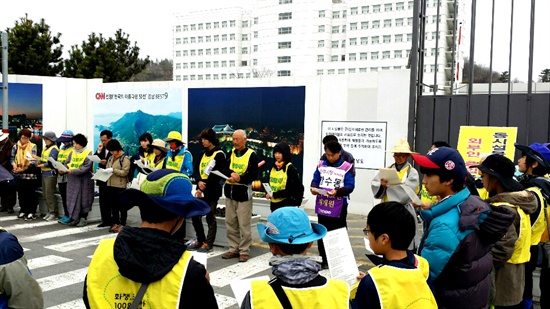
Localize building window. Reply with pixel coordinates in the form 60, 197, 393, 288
317, 69, 323, 75
175, 38, 181, 45
191, 24, 196, 30
230, 20, 236, 27
183, 63, 188, 69
190, 50, 196, 56
190, 37, 196, 43
221, 47, 227, 54
338, 69, 345, 74
254, 31, 258, 38
384, 19, 392, 27
279, 12, 292, 20
206, 74, 211, 80
383, 51, 390, 59
342, 10, 347, 18
396, 2, 405, 10
198, 36, 204, 43
349, 53, 356, 61
254, 45, 258, 52
360, 52, 367, 60
183, 50, 189, 56
396, 18, 404, 27
254, 17, 259, 24
214, 35, 219, 41
198, 62, 203, 68
394, 66, 402, 70
253, 59, 258, 66
176, 63, 181, 70
407, 33, 412, 41
332, 40, 338, 48
342, 25, 346, 33
359, 68, 367, 73
279, 0, 292, 4
206, 36, 211, 42
382, 66, 390, 70
221, 74, 227, 79
361, 21, 368, 29
183, 38, 188, 44
371, 67, 378, 72
242, 34, 249, 41
205, 62, 211, 68
371, 52, 379, 59
349, 38, 357, 45
242, 47, 248, 54
176, 25, 181, 32
317, 55, 324, 62
361, 37, 368, 45
198, 23, 204, 30
361, 6, 369, 14
395, 50, 403, 58
213, 61, 219, 67
175, 75, 181, 81
408, 1, 414, 9
222, 34, 228, 41
230, 60, 235, 67
332, 26, 339, 33
243, 20, 249, 27
230, 34, 236, 40
214, 22, 219, 28
278, 27, 292, 34
278, 41, 292, 49
349, 68, 356, 73
332, 11, 340, 18
206, 23, 211, 29
408, 17, 413, 26
222, 21, 227, 28
384, 3, 392, 12
372, 20, 380, 28
383, 35, 391, 43
242, 61, 248, 66
372, 36, 379, 44
331, 55, 338, 62
175, 50, 181, 57
395, 34, 403, 43
351, 7, 358, 15
319, 10, 325, 17
341, 40, 346, 47
373, 5, 381, 12
230, 47, 235, 54
213, 74, 219, 80
406, 49, 411, 57
190, 62, 196, 68
318, 40, 325, 47
350, 22, 357, 30
277, 70, 291, 76
328, 69, 335, 75
198, 49, 203, 55
183, 25, 188, 31
278, 56, 291, 63
213, 48, 219, 54
318, 25, 325, 32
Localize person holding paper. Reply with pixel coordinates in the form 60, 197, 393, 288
353, 202, 436, 309
94, 130, 112, 228
311, 140, 355, 269
265, 142, 304, 212
129, 132, 155, 178
59, 134, 95, 227
105, 139, 132, 233
34, 131, 59, 221
188, 128, 227, 253
84, 169, 217, 309
0, 131, 16, 214
55, 130, 75, 224
11, 129, 39, 220
411, 148, 516, 309
371, 138, 420, 249
320, 135, 356, 177
164, 131, 193, 177
220, 129, 259, 263
241, 207, 350, 309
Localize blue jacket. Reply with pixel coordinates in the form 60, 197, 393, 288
166, 146, 193, 177
311, 155, 355, 206
419, 188, 499, 309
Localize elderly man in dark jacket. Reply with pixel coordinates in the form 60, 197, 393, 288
412, 148, 514, 309
0, 132, 16, 213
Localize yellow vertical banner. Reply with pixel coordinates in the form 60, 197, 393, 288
456, 126, 518, 175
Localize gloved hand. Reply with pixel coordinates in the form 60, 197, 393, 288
104, 168, 114, 173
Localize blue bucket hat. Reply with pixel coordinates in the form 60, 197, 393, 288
514, 143, 550, 171
56, 130, 74, 143
258, 207, 327, 245
120, 169, 209, 218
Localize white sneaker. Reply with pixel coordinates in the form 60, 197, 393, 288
26, 213, 36, 221
17, 213, 26, 219
45, 213, 58, 221
43, 213, 51, 220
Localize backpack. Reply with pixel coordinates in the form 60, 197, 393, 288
118, 154, 133, 184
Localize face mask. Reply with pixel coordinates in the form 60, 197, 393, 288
170, 143, 178, 151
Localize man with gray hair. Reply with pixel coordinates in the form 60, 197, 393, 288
220, 129, 259, 263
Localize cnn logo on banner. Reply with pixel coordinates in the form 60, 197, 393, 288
95, 93, 106, 100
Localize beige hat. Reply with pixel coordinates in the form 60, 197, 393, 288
0, 131, 8, 142
150, 139, 167, 152
386, 138, 416, 153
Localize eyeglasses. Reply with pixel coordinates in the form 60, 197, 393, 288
362, 228, 370, 236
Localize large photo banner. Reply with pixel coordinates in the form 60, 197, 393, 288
187, 86, 305, 185
321, 121, 387, 170
456, 126, 518, 175
93, 88, 182, 156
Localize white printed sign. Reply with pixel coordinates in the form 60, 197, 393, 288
321, 121, 387, 169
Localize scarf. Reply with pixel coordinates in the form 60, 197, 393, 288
15, 140, 31, 169
74, 147, 86, 154
270, 255, 322, 285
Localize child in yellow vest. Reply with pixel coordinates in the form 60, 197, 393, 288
353, 201, 437, 309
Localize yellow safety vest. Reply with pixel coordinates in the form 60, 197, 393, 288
226, 149, 254, 185
68, 149, 92, 170
383, 165, 419, 202
269, 163, 291, 203
141, 152, 156, 166
525, 187, 547, 245
368, 255, 437, 308
199, 150, 223, 180
152, 156, 165, 169
419, 184, 439, 204
166, 150, 188, 171
493, 202, 531, 264
57, 146, 73, 164
477, 187, 490, 201
40, 145, 59, 172
86, 239, 191, 309
250, 278, 350, 309
541, 206, 550, 243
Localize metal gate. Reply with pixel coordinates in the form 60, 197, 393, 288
408, 0, 550, 155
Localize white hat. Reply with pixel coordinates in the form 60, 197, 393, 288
386, 138, 416, 154
0, 131, 8, 142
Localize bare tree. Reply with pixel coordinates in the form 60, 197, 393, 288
250, 67, 275, 78
462, 58, 501, 83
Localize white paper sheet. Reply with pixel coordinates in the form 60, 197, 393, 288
88, 155, 102, 163
134, 160, 157, 174
47, 157, 68, 172
190, 251, 208, 268
25, 152, 36, 161
262, 183, 273, 196
91, 168, 113, 182
310, 187, 328, 196
325, 228, 360, 286
378, 168, 402, 185
230, 276, 270, 308
211, 170, 229, 180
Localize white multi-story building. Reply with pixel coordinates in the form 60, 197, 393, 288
173, 0, 470, 93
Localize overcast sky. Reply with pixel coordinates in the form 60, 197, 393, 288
0, 0, 548, 81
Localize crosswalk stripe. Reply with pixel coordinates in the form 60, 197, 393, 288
17, 226, 103, 243
215, 293, 238, 309
45, 234, 117, 252
209, 253, 272, 288
46, 299, 86, 309
27, 255, 72, 270
5, 220, 58, 231
37, 267, 88, 292
0, 216, 17, 222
